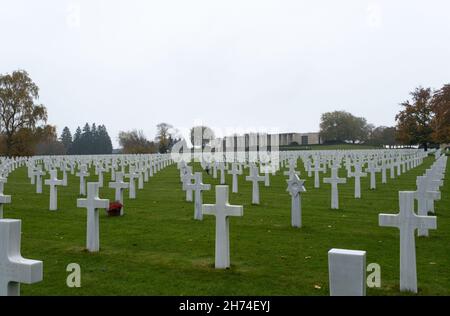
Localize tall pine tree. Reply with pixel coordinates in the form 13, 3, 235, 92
70, 127, 82, 154
98, 125, 113, 154
91, 123, 98, 153
81, 123, 92, 154
60, 127, 72, 154
67, 123, 112, 154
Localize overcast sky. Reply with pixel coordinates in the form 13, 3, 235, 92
1, 0, 449, 147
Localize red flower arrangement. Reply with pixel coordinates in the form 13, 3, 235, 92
107, 201, 123, 216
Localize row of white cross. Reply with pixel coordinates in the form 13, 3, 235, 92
24, 154, 170, 211
378, 154, 447, 293
0, 154, 173, 296
180, 149, 429, 225
177, 149, 447, 295
328, 152, 446, 295
0, 148, 446, 296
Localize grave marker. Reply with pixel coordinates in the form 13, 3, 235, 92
77, 183, 110, 252
108, 172, 129, 216
323, 167, 347, 209
286, 174, 306, 228
186, 172, 211, 220
379, 191, 437, 293
44, 169, 63, 211
245, 166, 265, 204
328, 249, 366, 296
202, 185, 243, 269
0, 219, 43, 296
0, 178, 11, 218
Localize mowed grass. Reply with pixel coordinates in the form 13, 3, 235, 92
2, 155, 449, 296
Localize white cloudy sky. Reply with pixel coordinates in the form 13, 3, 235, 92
1, 0, 449, 147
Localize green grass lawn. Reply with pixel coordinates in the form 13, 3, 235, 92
3, 156, 449, 296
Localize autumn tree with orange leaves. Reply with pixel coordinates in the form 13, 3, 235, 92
431, 84, 450, 144
395, 87, 435, 150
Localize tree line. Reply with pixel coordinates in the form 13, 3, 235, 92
0, 70, 114, 156
395, 85, 449, 150
2, 69, 448, 156
319, 84, 449, 149
60, 123, 113, 155
319, 110, 397, 147
117, 125, 217, 154
118, 123, 181, 154
0, 70, 62, 156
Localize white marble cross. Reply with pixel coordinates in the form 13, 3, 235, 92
212, 162, 218, 179
312, 160, 325, 188
69, 161, 75, 175
77, 183, 110, 252
344, 158, 352, 178
178, 160, 187, 182
380, 160, 388, 184
366, 162, 381, 190
186, 172, 211, 220
96, 164, 106, 188
218, 163, 227, 185
202, 185, 243, 269
396, 158, 402, 176
76, 165, 90, 196
108, 172, 129, 216
379, 191, 437, 293
149, 160, 154, 177
61, 165, 69, 186
305, 159, 312, 177
245, 166, 265, 204
179, 163, 188, 183
261, 164, 271, 187
389, 159, 396, 179
422, 169, 442, 214
32, 167, 46, 194
27, 164, 34, 185
349, 163, 367, 199
228, 163, 242, 193
285, 158, 297, 171
44, 169, 63, 211
415, 176, 440, 237
143, 163, 149, 182
0, 178, 11, 219
182, 167, 194, 202
137, 167, 144, 190
110, 164, 117, 182
323, 167, 347, 209
0, 219, 43, 296
125, 167, 139, 199
286, 174, 306, 228
284, 163, 299, 181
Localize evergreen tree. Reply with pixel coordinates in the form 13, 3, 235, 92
60, 127, 73, 154
70, 126, 82, 154
81, 123, 92, 154
91, 123, 98, 154
64, 123, 112, 155
98, 125, 113, 154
